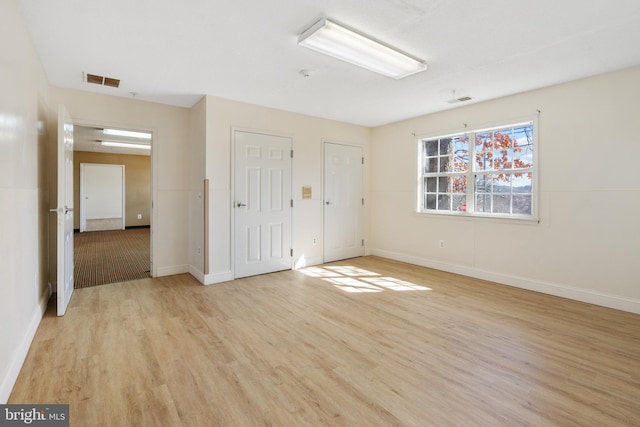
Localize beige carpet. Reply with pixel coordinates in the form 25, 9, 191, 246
74, 228, 150, 288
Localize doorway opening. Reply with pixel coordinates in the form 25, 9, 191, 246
72, 124, 153, 288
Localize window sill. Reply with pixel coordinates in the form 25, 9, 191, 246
414, 210, 540, 224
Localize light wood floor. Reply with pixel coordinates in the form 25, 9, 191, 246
10, 256, 640, 426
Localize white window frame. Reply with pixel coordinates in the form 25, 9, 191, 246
416, 117, 538, 221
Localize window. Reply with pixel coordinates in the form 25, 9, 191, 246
418, 120, 535, 218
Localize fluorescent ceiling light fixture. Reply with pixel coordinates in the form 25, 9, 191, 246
298, 18, 426, 79
101, 140, 151, 150
103, 128, 151, 139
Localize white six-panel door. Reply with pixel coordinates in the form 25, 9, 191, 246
324, 142, 364, 263
233, 130, 292, 278
56, 105, 74, 316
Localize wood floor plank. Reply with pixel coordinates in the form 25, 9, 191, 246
9, 257, 640, 426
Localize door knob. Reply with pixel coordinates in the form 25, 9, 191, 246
236, 202, 247, 208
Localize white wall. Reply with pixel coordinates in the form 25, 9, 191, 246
188, 96, 207, 280
371, 66, 640, 314
50, 87, 192, 277
202, 96, 371, 283
0, 0, 52, 402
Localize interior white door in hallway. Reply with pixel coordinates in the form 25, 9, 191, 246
233, 130, 292, 278
80, 163, 125, 232
54, 105, 74, 316
324, 142, 364, 263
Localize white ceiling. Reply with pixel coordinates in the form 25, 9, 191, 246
16, 0, 640, 127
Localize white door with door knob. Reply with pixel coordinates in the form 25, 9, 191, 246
233, 130, 292, 278
324, 142, 364, 263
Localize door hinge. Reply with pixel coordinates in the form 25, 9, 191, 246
290, 249, 293, 256
361, 239, 365, 247
291, 150, 294, 158
362, 197, 365, 206
362, 157, 364, 165
290, 199, 293, 208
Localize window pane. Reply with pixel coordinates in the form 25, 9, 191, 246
475, 150, 493, 171
492, 129, 513, 150
513, 147, 533, 169
425, 177, 437, 192
513, 195, 532, 215
475, 132, 491, 153
476, 194, 490, 212
425, 157, 438, 173
512, 173, 532, 193
513, 124, 533, 148
512, 124, 534, 168
439, 155, 451, 172
475, 174, 491, 193
452, 194, 466, 211
426, 194, 436, 210
452, 135, 469, 172
492, 195, 511, 214
438, 176, 450, 193
493, 174, 511, 193
492, 149, 510, 171
425, 140, 438, 156
439, 139, 451, 155
452, 176, 466, 193
437, 194, 450, 211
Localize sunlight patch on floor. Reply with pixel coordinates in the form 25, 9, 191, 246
300, 265, 431, 293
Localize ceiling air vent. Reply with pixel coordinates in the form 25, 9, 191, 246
103, 77, 120, 88
446, 96, 473, 104
84, 72, 120, 88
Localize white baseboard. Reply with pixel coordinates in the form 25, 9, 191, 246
187, 266, 233, 285
189, 265, 205, 284
188, 265, 233, 285
0, 287, 51, 404
156, 264, 189, 277
370, 248, 640, 315
203, 270, 233, 285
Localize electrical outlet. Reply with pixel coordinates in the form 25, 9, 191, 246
439, 240, 445, 249
137, 213, 142, 219
313, 238, 317, 245
197, 247, 201, 254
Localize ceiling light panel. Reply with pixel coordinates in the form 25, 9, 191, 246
298, 18, 426, 79
101, 141, 151, 150
102, 128, 152, 139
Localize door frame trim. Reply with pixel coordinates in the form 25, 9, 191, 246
231, 126, 294, 279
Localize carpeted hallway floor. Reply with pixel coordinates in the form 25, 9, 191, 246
74, 227, 151, 288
